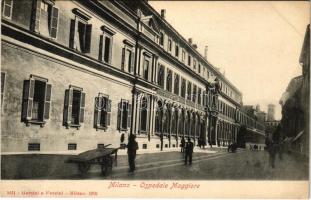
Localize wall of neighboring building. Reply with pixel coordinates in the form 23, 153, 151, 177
1, 42, 133, 153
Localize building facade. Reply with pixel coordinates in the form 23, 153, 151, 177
1, 0, 265, 169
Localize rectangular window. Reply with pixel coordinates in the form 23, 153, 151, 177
143, 57, 150, 80
2, 0, 13, 19
181, 78, 186, 98
175, 44, 179, 57
1, 72, 5, 106
182, 50, 186, 62
68, 143, 77, 150
31, 0, 59, 38
198, 88, 202, 105
192, 85, 197, 103
69, 15, 92, 53
63, 86, 85, 128
168, 39, 172, 52
28, 143, 40, 151
121, 41, 134, 73
193, 59, 196, 70
117, 99, 132, 131
188, 55, 191, 66
174, 74, 179, 95
142, 144, 147, 149
187, 82, 192, 101
166, 69, 172, 92
159, 32, 164, 46
198, 64, 201, 74
22, 75, 51, 125
94, 94, 111, 130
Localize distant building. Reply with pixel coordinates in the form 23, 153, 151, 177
267, 104, 276, 121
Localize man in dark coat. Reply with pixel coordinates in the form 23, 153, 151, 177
127, 134, 138, 172
185, 137, 194, 165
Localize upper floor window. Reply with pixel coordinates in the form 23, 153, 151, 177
192, 85, 197, 103
159, 32, 164, 46
94, 93, 111, 130
173, 74, 179, 95
69, 9, 92, 53
99, 26, 115, 64
193, 59, 197, 70
166, 69, 172, 92
63, 85, 85, 128
157, 64, 165, 89
168, 39, 172, 52
188, 55, 191, 66
181, 78, 186, 98
198, 88, 202, 105
117, 99, 132, 131
187, 81, 192, 101
198, 63, 201, 74
31, 0, 59, 39
142, 53, 151, 81
2, 0, 13, 19
22, 75, 51, 126
181, 50, 186, 62
121, 40, 134, 73
175, 44, 179, 57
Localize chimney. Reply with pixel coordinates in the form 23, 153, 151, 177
160, 9, 166, 19
204, 46, 208, 59
188, 38, 193, 44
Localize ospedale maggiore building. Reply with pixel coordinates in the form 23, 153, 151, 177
1, 0, 265, 158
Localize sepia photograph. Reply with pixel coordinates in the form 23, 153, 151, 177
0, 0, 310, 198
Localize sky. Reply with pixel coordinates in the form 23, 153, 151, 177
149, 1, 309, 120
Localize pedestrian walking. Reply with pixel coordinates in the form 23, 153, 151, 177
180, 137, 185, 153
185, 137, 194, 165
127, 134, 138, 172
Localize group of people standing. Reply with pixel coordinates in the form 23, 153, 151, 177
180, 137, 194, 165
126, 135, 196, 173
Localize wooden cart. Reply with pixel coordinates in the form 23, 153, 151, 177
65, 144, 119, 176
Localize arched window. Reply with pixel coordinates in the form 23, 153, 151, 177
139, 96, 148, 132
186, 111, 191, 136
157, 65, 165, 88
163, 105, 171, 134
196, 114, 201, 138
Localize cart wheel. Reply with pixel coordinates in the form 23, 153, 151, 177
101, 156, 113, 176
78, 163, 91, 174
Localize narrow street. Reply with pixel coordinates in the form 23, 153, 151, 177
57, 149, 308, 180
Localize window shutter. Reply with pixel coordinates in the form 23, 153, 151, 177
94, 97, 101, 128
27, 79, 35, 120
98, 35, 103, 61
64, 88, 73, 125
107, 99, 111, 126
127, 103, 132, 128
50, 7, 59, 38
43, 83, 52, 120
79, 92, 85, 123
31, 0, 41, 32
117, 102, 121, 130
69, 19, 76, 49
121, 48, 125, 70
130, 50, 135, 73
84, 24, 92, 53
22, 80, 34, 121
